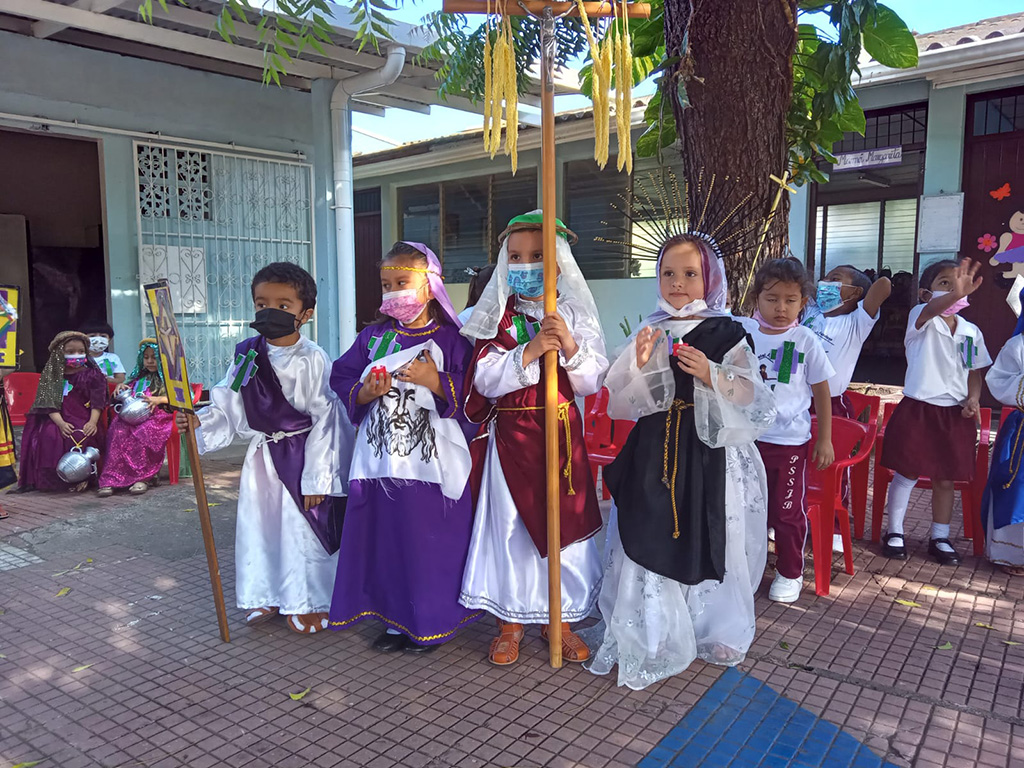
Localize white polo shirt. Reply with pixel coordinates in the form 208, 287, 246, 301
903, 304, 991, 407
738, 317, 835, 446
802, 302, 878, 396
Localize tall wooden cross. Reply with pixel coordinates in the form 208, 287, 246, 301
442, 0, 649, 668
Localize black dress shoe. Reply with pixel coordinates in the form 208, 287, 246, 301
404, 641, 439, 654
372, 631, 408, 653
928, 538, 962, 566
881, 532, 907, 559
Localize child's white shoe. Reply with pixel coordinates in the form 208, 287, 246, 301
832, 533, 844, 553
768, 527, 776, 542
769, 573, 802, 603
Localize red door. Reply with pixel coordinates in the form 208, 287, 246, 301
959, 87, 1024, 405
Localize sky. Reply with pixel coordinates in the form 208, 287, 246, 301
351, 0, 1024, 154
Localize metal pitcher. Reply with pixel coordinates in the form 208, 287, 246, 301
56, 446, 99, 484
113, 388, 152, 425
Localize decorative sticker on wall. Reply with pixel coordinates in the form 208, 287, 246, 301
989, 210, 1024, 280
978, 234, 999, 253
990, 183, 1012, 201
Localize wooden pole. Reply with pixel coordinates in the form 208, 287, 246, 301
441, 0, 650, 17
183, 413, 231, 643
539, 6, 562, 669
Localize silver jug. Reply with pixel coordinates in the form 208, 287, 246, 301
56, 446, 99, 484
113, 388, 152, 425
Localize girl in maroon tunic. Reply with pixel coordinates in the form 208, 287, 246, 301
18, 331, 107, 492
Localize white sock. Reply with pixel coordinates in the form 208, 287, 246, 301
886, 473, 917, 537
930, 523, 954, 552
386, 627, 401, 635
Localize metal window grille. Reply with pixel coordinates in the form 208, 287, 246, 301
833, 105, 928, 153
971, 91, 1024, 137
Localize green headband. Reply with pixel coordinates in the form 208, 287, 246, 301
499, 213, 578, 245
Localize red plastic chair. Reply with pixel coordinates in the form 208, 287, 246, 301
3, 372, 40, 427
807, 416, 875, 596
843, 391, 881, 539
166, 383, 203, 485
870, 401, 989, 556
583, 388, 635, 500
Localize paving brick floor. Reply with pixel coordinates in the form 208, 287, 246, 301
1, 457, 1023, 768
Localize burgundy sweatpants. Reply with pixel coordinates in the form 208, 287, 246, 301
757, 440, 810, 580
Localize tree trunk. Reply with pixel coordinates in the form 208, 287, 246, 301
664, 0, 797, 308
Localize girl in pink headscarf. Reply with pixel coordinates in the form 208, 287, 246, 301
588, 234, 777, 690
328, 241, 481, 653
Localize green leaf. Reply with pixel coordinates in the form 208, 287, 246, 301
12, 761, 44, 768
636, 114, 677, 158
778, 640, 790, 650
837, 99, 866, 134
862, 4, 919, 69
56, 587, 71, 598
72, 663, 93, 672
1002, 640, 1021, 646
894, 598, 921, 608
975, 622, 996, 630
289, 686, 312, 701
935, 641, 953, 650
676, 80, 690, 110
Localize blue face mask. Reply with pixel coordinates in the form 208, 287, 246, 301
507, 263, 545, 297
815, 281, 845, 313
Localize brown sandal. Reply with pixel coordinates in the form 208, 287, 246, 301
541, 622, 590, 663
287, 612, 329, 634
996, 563, 1024, 577
244, 606, 279, 626
488, 620, 524, 666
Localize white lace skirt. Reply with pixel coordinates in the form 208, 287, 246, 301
587, 444, 768, 690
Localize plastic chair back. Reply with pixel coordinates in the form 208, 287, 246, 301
845, 391, 880, 426
584, 388, 613, 450
3, 372, 40, 427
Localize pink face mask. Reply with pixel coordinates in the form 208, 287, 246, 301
380, 289, 426, 325
929, 290, 969, 317
753, 308, 799, 331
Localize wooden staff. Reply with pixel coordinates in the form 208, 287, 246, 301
182, 412, 231, 643
442, 0, 649, 668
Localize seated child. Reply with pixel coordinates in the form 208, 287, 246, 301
881, 258, 989, 564
18, 331, 107, 492
82, 321, 126, 385
458, 264, 496, 325
589, 234, 776, 689
329, 242, 480, 653
739, 258, 835, 603
98, 339, 174, 497
186, 263, 351, 633
460, 211, 608, 666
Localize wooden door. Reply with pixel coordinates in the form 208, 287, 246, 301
354, 188, 383, 329
959, 87, 1024, 405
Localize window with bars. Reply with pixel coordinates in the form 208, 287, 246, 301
397, 170, 538, 283
813, 198, 918, 277
832, 105, 928, 154
972, 90, 1024, 137
564, 159, 633, 279
136, 145, 212, 221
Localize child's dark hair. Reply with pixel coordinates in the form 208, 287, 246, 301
466, 264, 496, 309
918, 259, 960, 297
833, 264, 872, 295
748, 258, 813, 307
251, 262, 317, 310
375, 242, 449, 326
81, 320, 114, 338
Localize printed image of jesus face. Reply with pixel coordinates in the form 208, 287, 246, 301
366, 385, 437, 462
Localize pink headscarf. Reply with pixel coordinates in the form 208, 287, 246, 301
643, 237, 730, 325
401, 241, 462, 328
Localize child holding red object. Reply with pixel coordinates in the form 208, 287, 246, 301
880, 258, 989, 565
740, 258, 835, 604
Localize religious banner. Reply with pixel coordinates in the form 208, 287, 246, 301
144, 280, 195, 413
0, 285, 20, 370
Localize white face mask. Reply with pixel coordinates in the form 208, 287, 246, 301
89, 336, 109, 353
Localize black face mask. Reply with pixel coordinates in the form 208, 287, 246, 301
250, 308, 298, 340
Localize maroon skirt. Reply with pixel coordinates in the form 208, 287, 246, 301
880, 397, 977, 481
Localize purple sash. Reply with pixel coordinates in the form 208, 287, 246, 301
236, 336, 345, 555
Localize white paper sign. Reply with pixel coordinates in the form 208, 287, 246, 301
833, 146, 902, 172
1008, 274, 1024, 318
916, 194, 965, 254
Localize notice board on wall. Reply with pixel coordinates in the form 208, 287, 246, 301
917, 193, 965, 253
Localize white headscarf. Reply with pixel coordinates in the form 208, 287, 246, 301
460, 210, 605, 351
642, 236, 731, 324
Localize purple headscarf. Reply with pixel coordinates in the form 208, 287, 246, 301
642, 237, 730, 326
401, 241, 462, 328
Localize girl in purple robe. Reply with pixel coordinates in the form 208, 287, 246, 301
329, 241, 482, 653
17, 331, 107, 492
97, 339, 174, 496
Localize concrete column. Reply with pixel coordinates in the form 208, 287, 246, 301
101, 135, 143, 355
311, 78, 340, 358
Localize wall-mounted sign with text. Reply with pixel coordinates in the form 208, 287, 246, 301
833, 146, 903, 173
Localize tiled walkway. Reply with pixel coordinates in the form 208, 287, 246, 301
1, 458, 1023, 768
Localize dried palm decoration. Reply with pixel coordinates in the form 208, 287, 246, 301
576, 0, 634, 172
482, 0, 519, 173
